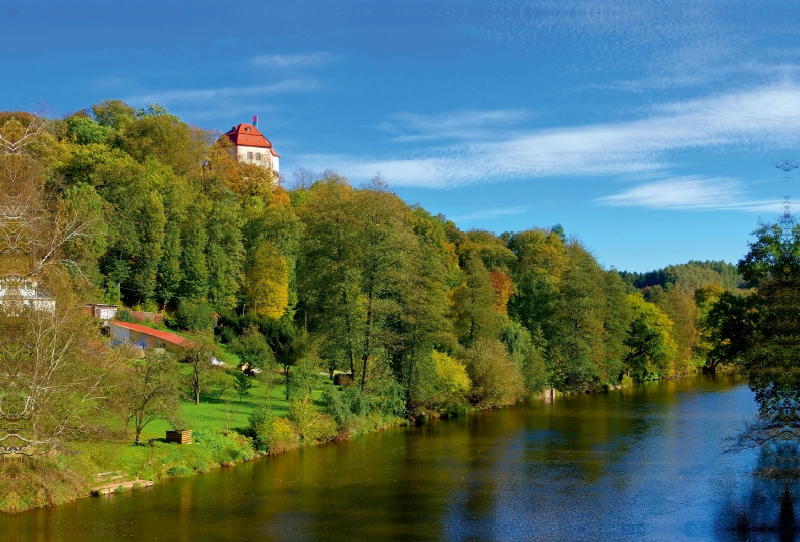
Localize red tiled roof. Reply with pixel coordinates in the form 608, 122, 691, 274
223, 123, 280, 157
112, 321, 187, 346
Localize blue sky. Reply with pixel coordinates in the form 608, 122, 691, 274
2, 0, 800, 271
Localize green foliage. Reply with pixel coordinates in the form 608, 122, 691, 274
233, 371, 253, 403
322, 384, 352, 426
290, 357, 319, 399
289, 396, 337, 442
192, 429, 255, 462
172, 300, 215, 332
228, 326, 274, 369
451, 252, 500, 345
428, 350, 471, 409
619, 260, 744, 292
500, 319, 548, 394
463, 338, 525, 407
623, 293, 677, 382
66, 115, 112, 145
248, 407, 299, 453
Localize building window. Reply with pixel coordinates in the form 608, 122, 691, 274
255, 152, 262, 160
247, 152, 253, 159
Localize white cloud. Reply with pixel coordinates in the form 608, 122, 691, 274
126, 79, 317, 105
298, 83, 800, 188
251, 52, 336, 69
451, 206, 527, 221
379, 109, 533, 142
597, 177, 783, 212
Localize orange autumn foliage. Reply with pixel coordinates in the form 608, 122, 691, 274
490, 269, 513, 314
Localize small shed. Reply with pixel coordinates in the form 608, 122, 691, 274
84, 304, 118, 323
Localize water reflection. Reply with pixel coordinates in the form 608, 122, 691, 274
1, 376, 763, 541
716, 449, 800, 541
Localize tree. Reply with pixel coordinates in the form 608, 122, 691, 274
228, 325, 274, 369
0, 113, 111, 457
244, 242, 289, 318
462, 338, 524, 407
295, 175, 362, 377
506, 228, 566, 334
179, 341, 217, 405
720, 216, 800, 459
547, 243, 608, 392
120, 350, 181, 445
451, 252, 500, 345
352, 181, 417, 391
623, 293, 677, 382
233, 370, 253, 403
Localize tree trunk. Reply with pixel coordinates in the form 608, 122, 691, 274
360, 290, 375, 391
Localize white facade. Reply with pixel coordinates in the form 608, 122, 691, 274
236, 144, 280, 173
0, 275, 55, 315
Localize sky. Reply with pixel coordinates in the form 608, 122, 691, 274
2, 0, 800, 271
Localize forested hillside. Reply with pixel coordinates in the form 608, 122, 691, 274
0, 103, 757, 511
0, 100, 741, 454
3, 102, 742, 423
619, 261, 745, 292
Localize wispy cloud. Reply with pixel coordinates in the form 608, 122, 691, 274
597, 177, 783, 212
378, 109, 533, 142
445, 0, 734, 48
126, 79, 317, 105
251, 52, 337, 69
298, 83, 800, 188
451, 206, 527, 221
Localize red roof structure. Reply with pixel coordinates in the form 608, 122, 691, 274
223, 123, 279, 157
111, 321, 188, 347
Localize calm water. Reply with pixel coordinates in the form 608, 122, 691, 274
4, 376, 793, 541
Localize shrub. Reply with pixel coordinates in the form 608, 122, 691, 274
172, 300, 215, 332
249, 407, 299, 453
323, 384, 351, 426
430, 350, 471, 408
463, 338, 525, 407
193, 429, 255, 462
289, 397, 338, 443
166, 465, 192, 477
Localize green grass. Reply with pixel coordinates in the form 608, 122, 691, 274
146, 369, 327, 438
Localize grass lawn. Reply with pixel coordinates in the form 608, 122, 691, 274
140, 367, 328, 439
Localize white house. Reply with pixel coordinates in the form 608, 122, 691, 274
0, 275, 55, 315
223, 123, 280, 173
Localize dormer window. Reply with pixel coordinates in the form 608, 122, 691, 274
245, 126, 251, 132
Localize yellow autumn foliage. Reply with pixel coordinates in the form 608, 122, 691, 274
245, 242, 289, 318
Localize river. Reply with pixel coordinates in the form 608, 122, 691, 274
4, 375, 791, 541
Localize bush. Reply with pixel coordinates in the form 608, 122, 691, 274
249, 406, 300, 453
463, 338, 525, 407
172, 300, 215, 332
289, 397, 338, 443
193, 429, 255, 462
430, 351, 470, 409
323, 384, 351, 426
166, 465, 192, 477
342, 385, 373, 417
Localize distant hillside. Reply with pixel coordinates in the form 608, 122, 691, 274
618, 260, 744, 292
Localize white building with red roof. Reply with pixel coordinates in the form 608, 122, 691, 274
223, 123, 280, 173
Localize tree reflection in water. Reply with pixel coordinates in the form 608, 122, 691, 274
714, 206, 800, 540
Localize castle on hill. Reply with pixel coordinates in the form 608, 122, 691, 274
223, 122, 280, 173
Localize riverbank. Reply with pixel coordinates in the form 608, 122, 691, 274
0, 385, 411, 515
1, 376, 757, 541
1, 368, 716, 515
